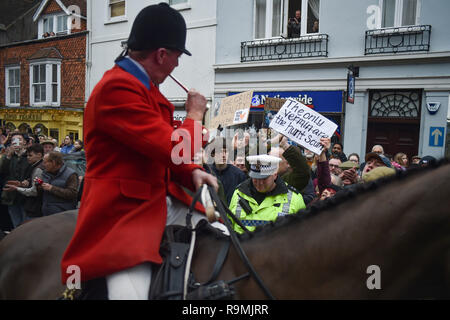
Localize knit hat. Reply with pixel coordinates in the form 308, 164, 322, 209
247, 155, 281, 179
127, 3, 191, 56
419, 155, 436, 166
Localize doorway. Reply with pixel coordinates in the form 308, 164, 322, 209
366, 90, 421, 159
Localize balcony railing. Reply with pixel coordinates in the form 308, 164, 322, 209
365, 25, 431, 55
241, 34, 328, 62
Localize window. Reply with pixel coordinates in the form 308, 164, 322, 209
5, 67, 20, 106
43, 17, 54, 33
286, 0, 320, 37
382, 0, 419, 27
254, 0, 283, 39
32, 64, 46, 103
109, 0, 125, 18
30, 62, 60, 106
169, 0, 187, 4
40, 14, 70, 38
56, 15, 68, 33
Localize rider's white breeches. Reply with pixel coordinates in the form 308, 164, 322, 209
105, 195, 225, 300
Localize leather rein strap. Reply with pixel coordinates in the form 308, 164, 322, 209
206, 185, 275, 300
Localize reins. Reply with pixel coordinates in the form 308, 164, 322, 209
189, 185, 275, 300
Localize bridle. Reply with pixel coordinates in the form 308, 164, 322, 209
186, 184, 275, 300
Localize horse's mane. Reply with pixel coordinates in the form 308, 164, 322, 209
238, 158, 450, 241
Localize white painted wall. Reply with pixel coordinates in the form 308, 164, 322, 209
87, 0, 217, 104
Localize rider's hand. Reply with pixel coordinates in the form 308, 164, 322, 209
185, 89, 207, 122
192, 169, 218, 192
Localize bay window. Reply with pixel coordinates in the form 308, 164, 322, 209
29, 61, 61, 106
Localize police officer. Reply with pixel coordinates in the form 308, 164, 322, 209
229, 155, 306, 234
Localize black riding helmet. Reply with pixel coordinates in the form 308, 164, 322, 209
127, 2, 191, 56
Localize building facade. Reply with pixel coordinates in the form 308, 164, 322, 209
0, 0, 87, 143
214, 0, 450, 160
87, 0, 217, 120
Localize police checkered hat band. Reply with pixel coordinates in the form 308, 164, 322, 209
247, 155, 281, 179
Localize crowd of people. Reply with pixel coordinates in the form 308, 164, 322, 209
0, 128, 86, 231
197, 129, 437, 234
0, 124, 436, 234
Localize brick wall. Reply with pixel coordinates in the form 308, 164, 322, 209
42, 0, 64, 15
0, 33, 87, 109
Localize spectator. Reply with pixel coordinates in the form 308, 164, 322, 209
419, 155, 437, 167
40, 152, 78, 216
4, 144, 45, 219
348, 153, 360, 165
371, 145, 384, 155
312, 20, 319, 33
69, 140, 85, 155
0, 133, 32, 228
204, 137, 247, 205
287, 10, 301, 38
330, 142, 347, 162
41, 139, 56, 154
52, 139, 61, 152
268, 135, 313, 204
362, 166, 396, 183
393, 153, 409, 169
0, 128, 7, 147
311, 137, 343, 202
411, 155, 421, 165
268, 135, 310, 192
361, 152, 393, 180
233, 154, 248, 175
60, 135, 75, 154
229, 154, 306, 234
328, 158, 343, 176
338, 160, 360, 186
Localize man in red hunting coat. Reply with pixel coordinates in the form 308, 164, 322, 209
61, 3, 218, 299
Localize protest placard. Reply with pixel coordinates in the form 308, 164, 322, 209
269, 98, 337, 155
209, 91, 254, 129
264, 97, 286, 127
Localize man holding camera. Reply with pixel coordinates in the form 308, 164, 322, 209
288, 10, 301, 38
0, 133, 32, 228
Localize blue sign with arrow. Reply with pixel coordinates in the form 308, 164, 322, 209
429, 127, 445, 147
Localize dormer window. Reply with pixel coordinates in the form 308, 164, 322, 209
39, 14, 70, 38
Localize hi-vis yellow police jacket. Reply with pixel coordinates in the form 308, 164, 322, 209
229, 178, 306, 234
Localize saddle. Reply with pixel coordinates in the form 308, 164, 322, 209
149, 221, 235, 300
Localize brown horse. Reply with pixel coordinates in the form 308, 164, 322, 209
0, 161, 449, 299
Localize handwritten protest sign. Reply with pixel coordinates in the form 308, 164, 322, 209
209, 91, 254, 129
264, 97, 286, 127
269, 98, 337, 155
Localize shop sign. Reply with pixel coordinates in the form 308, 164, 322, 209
229, 91, 344, 113
2, 113, 43, 121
